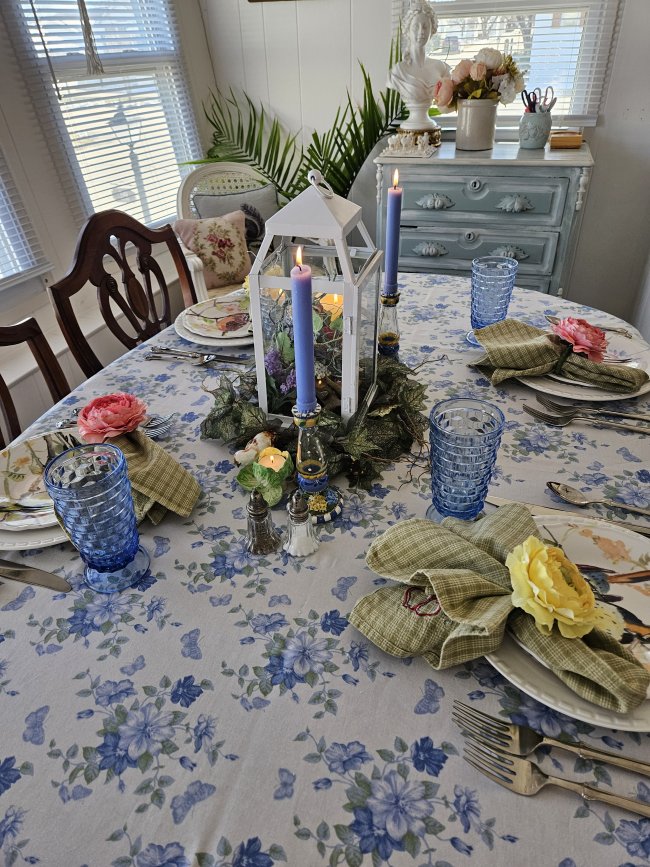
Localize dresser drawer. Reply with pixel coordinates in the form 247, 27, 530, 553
399, 226, 558, 275
400, 174, 569, 227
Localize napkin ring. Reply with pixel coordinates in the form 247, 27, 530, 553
402, 586, 441, 617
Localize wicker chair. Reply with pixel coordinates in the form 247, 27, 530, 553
176, 163, 279, 300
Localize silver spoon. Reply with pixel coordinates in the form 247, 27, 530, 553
547, 481, 650, 518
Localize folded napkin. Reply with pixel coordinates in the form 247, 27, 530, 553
111, 430, 201, 524
470, 319, 649, 394
349, 504, 650, 712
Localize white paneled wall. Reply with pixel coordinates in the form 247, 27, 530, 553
200, 0, 392, 143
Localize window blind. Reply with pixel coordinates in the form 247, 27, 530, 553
5, 0, 201, 227
392, 0, 622, 126
0, 147, 49, 290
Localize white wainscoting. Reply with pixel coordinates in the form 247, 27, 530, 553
200, 0, 393, 143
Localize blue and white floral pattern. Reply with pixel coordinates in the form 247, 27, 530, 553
2, 275, 648, 865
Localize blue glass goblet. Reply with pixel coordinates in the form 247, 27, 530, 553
426, 398, 505, 522
466, 256, 518, 346
44, 444, 149, 593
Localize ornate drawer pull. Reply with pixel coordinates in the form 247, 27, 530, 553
468, 178, 482, 191
496, 194, 534, 213
415, 193, 455, 210
489, 245, 529, 261
413, 241, 448, 257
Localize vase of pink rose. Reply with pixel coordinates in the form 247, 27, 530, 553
434, 48, 525, 151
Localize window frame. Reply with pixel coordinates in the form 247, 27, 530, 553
391, 0, 623, 128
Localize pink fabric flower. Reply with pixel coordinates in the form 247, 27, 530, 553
78, 393, 148, 443
451, 59, 472, 84
434, 77, 454, 107
469, 61, 487, 82
551, 317, 608, 363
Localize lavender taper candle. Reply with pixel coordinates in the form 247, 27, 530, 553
290, 246, 317, 414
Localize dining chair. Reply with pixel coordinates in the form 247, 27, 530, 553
0, 317, 70, 449
176, 163, 279, 300
48, 209, 198, 378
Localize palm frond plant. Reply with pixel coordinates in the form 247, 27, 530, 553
199, 43, 407, 200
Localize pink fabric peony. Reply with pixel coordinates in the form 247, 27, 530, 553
469, 61, 487, 82
434, 77, 454, 107
551, 317, 608, 363
78, 393, 148, 443
451, 59, 472, 84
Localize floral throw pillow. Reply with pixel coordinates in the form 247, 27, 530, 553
174, 211, 251, 290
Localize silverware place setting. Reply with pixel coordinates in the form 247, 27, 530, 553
535, 395, 650, 423
545, 315, 635, 340
547, 481, 650, 519
523, 403, 650, 434
149, 345, 251, 365
454, 701, 650, 816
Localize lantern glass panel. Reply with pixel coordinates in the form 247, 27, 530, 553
256, 241, 380, 419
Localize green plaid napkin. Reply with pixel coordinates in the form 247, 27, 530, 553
470, 319, 648, 394
350, 504, 650, 712
112, 430, 201, 524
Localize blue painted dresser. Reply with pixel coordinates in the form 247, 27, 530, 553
375, 142, 593, 295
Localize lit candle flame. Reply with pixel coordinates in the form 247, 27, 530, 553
393, 169, 399, 189
295, 246, 303, 269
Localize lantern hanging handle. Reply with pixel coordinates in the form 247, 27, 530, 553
307, 169, 334, 199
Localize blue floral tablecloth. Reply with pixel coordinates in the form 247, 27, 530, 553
1, 274, 649, 867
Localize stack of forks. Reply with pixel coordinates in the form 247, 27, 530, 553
453, 700, 650, 816
524, 395, 650, 433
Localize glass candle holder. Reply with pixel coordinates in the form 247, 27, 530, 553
467, 256, 518, 346
44, 444, 149, 593
427, 398, 505, 521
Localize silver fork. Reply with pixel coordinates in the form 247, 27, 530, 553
523, 404, 650, 435
453, 700, 650, 776
535, 395, 650, 424
463, 739, 650, 817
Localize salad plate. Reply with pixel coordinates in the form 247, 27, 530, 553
487, 515, 650, 731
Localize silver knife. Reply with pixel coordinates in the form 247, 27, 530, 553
0, 558, 72, 592
485, 495, 650, 538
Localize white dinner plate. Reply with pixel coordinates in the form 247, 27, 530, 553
516, 333, 650, 402
183, 297, 251, 340
487, 515, 650, 731
0, 524, 68, 552
174, 310, 253, 348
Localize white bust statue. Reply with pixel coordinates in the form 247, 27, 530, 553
387, 1, 449, 130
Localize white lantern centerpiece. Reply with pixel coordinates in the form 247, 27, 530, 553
248, 170, 383, 424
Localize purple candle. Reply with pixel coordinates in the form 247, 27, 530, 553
383, 169, 402, 296
290, 247, 317, 414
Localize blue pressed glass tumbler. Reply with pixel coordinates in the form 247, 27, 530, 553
44, 444, 149, 593
467, 256, 518, 346
426, 398, 505, 521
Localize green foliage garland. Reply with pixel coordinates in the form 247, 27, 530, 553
200, 356, 428, 490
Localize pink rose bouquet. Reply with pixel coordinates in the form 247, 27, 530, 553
550, 317, 608, 363
434, 48, 525, 112
78, 393, 148, 443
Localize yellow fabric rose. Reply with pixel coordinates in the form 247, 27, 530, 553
506, 535, 623, 639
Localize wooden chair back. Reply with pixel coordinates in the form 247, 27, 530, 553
48, 209, 198, 378
0, 317, 70, 449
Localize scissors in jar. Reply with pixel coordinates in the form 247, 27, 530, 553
532, 86, 557, 112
